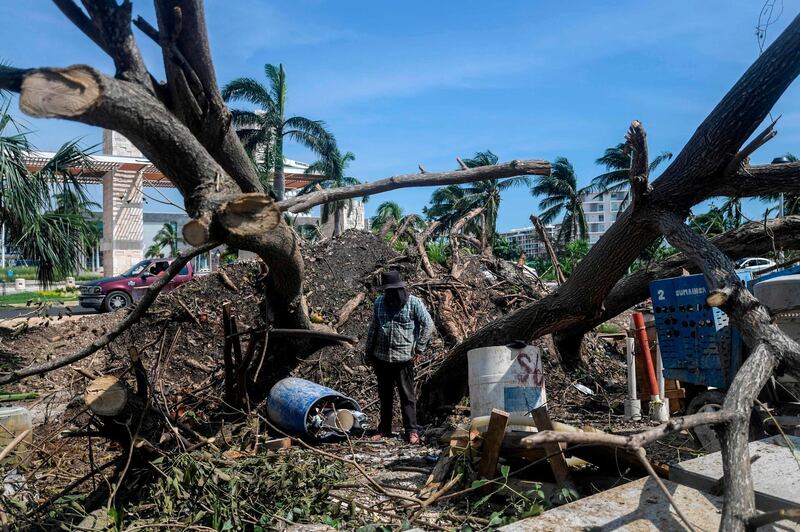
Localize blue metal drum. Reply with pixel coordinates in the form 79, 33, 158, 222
266, 377, 361, 437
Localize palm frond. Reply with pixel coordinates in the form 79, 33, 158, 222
221, 77, 275, 109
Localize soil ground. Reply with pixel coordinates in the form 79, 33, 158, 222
0, 230, 706, 530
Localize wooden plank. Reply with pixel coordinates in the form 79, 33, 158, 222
478, 408, 509, 479
532, 406, 574, 489
262, 437, 292, 451
665, 388, 686, 399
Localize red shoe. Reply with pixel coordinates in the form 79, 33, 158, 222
370, 431, 392, 442
408, 431, 420, 445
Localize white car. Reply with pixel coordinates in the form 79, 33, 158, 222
736, 257, 776, 273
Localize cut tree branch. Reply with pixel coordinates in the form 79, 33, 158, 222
566, 215, 800, 337
0, 242, 219, 386
279, 160, 550, 213
530, 214, 565, 284
423, 15, 800, 408
657, 212, 800, 531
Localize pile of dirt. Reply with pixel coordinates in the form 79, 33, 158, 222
0, 229, 634, 528
1, 230, 629, 429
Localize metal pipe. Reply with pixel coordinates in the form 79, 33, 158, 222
632, 312, 660, 397
626, 337, 637, 400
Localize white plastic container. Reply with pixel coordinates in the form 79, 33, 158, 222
14, 278, 25, 291
467, 344, 546, 420
0, 406, 33, 466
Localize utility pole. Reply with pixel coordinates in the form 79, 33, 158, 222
1, 223, 5, 269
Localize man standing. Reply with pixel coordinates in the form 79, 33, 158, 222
365, 271, 434, 444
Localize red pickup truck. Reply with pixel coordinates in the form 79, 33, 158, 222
79, 258, 193, 312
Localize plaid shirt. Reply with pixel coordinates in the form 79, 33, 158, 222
365, 294, 434, 363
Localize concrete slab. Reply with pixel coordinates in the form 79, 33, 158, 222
670, 435, 800, 512
499, 477, 719, 531
499, 477, 799, 531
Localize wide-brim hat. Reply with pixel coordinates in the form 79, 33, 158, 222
376, 270, 406, 290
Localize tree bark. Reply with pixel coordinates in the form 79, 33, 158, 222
279, 160, 550, 214
656, 212, 800, 531
421, 14, 800, 409
449, 206, 485, 271
561, 215, 800, 340
416, 220, 442, 278
530, 214, 565, 284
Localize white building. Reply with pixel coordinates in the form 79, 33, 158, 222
18, 130, 331, 276
500, 223, 559, 258
582, 189, 628, 245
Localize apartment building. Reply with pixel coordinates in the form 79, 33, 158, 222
500, 223, 559, 258
582, 189, 628, 245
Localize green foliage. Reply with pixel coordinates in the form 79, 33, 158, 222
425, 150, 530, 248
524, 256, 553, 281
558, 238, 589, 276
468, 463, 545, 526
591, 143, 672, 202
532, 157, 592, 243
298, 149, 363, 236
149, 222, 181, 257
426, 240, 449, 265
2, 266, 38, 280
371, 201, 403, 232
122, 451, 349, 530
493, 234, 522, 261
0, 289, 78, 306
596, 322, 621, 334
0, 267, 101, 282
0, 97, 99, 286
222, 63, 335, 200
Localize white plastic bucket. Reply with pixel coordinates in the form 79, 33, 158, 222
467, 344, 546, 420
0, 406, 33, 465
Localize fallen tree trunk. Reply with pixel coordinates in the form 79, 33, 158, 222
420, 15, 800, 409
415, 221, 442, 278
560, 215, 800, 341
530, 214, 565, 284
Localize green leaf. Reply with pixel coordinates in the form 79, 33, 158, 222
471, 480, 488, 489
500, 465, 510, 479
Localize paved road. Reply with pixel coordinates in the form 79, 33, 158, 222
0, 305, 97, 320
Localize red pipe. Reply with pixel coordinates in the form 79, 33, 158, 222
632, 312, 660, 397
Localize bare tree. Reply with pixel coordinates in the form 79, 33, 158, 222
3, 4, 800, 530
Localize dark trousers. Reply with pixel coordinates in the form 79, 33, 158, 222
373, 359, 418, 434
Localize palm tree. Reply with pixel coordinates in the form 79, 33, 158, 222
424, 150, 530, 248
371, 201, 404, 233
457, 150, 532, 246
532, 157, 592, 243
690, 207, 728, 237
0, 98, 97, 285
299, 149, 363, 237
719, 196, 744, 228
222, 64, 335, 201
424, 184, 467, 231
591, 143, 673, 203
152, 222, 181, 257
284, 213, 321, 242
145, 243, 165, 259
53, 189, 101, 271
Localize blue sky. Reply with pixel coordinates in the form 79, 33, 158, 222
2, 1, 799, 230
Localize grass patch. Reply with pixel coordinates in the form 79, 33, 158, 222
1, 267, 102, 282
0, 289, 79, 307
596, 322, 621, 334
